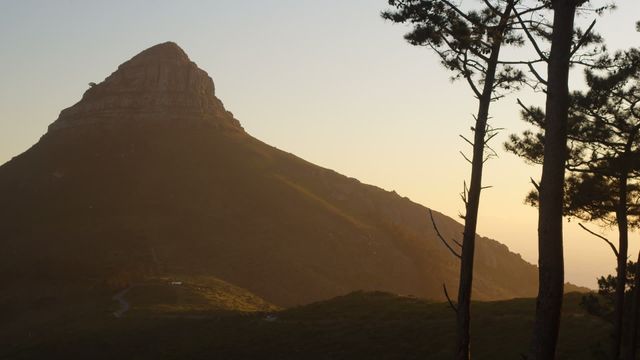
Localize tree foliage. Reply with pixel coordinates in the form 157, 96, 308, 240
506, 49, 640, 226
507, 45, 640, 359
383, 2, 538, 359
382, 0, 530, 100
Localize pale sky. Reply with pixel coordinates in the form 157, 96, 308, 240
1, 0, 639, 288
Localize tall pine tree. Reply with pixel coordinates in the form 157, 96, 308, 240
507, 48, 640, 359
383, 1, 531, 358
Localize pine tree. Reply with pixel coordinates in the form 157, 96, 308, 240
507, 48, 640, 359
382, 1, 532, 358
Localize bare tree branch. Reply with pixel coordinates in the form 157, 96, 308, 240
462, 51, 483, 98
443, 283, 458, 313
513, 6, 548, 62
569, 19, 597, 58
440, 0, 482, 27
460, 151, 473, 164
512, 3, 547, 18
578, 223, 619, 258
530, 177, 540, 191
485, 131, 501, 145
429, 209, 462, 259
480, 0, 502, 17
460, 134, 474, 147
527, 63, 547, 85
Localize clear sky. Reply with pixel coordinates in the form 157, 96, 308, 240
1, 0, 639, 288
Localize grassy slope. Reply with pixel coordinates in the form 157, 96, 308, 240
3, 292, 610, 360
0, 275, 277, 359
121, 275, 279, 315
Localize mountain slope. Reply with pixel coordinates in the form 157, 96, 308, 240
0, 42, 580, 310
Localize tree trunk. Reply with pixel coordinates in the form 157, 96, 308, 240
614, 146, 632, 359
618, 131, 638, 360
454, 4, 513, 359
613, 185, 629, 360
529, 1, 576, 359
624, 251, 640, 360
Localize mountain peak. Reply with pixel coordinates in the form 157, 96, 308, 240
47, 42, 243, 133
130, 41, 189, 63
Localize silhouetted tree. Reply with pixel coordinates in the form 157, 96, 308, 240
383, 1, 609, 357
627, 252, 640, 359
528, 3, 579, 356
499, 1, 612, 357
585, 259, 640, 359
598, 261, 638, 298
507, 48, 640, 358
382, 1, 533, 358
625, 22, 640, 360
581, 262, 638, 322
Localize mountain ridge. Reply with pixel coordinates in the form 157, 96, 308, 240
0, 42, 587, 313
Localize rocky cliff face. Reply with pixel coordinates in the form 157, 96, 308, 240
48, 42, 242, 132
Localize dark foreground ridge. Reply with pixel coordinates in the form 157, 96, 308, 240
2, 292, 608, 359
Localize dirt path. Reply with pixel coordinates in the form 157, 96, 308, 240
112, 286, 133, 318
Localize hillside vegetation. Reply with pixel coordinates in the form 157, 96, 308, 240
3, 292, 608, 359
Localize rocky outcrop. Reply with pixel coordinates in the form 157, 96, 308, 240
48, 42, 242, 132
